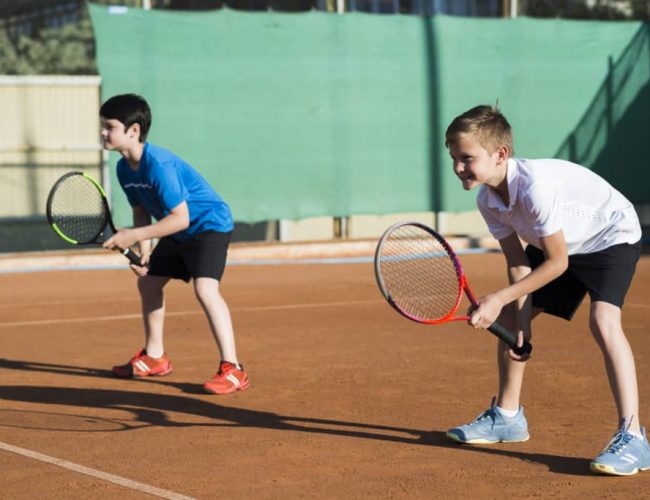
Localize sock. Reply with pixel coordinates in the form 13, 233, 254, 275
629, 430, 644, 440
496, 406, 519, 418
147, 349, 164, 359
223, 361, 242, 370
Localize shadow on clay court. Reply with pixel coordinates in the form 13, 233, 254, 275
0, 358, 592, 477
0, 357, 206, 394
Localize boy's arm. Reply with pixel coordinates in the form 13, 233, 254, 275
132, 205, 153, 263
103, 201, 190, 253
470, 229, 568, 330
498, 232, 534, 341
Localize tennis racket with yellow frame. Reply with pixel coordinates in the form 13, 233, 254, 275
46, 171, 141, 265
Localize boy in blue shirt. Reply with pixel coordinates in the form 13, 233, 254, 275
100, 93, 248, 395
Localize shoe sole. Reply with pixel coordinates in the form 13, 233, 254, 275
590, 462, 650, 476
111, 365, 173, 378
133, 366, 174, 378
446, 431, 530, 444
203, 380, 250, 395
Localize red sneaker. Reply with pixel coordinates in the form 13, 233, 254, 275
203, 361, 249, 395
112, 349, 173, 378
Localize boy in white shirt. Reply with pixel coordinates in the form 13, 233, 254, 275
444, 104, 648, 476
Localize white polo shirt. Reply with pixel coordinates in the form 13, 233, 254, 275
477, 158, 641, 255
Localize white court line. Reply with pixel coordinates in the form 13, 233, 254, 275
0, 440, 194, 500
0, 247, 500, 275
0, 299, 382, 328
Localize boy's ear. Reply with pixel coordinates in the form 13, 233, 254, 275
495, 144, 510, 165
127, 123, 141, 140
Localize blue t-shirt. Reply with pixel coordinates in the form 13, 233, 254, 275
117, 143, 234, 241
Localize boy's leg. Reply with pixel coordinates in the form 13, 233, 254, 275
193, 277, 238, 364
195, 276, 249, 395
182, 231, 247, 394
589, 301, 641, 434
497, 342, 527, 410
112, 274, 172, 378
496, 302, 543, 411
138, 275, 171, 358
590, 301, 649, 476
447, 303, 538, 444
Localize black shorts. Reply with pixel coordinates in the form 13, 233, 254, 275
525, 241, 641, 320
148, 231, 232, 282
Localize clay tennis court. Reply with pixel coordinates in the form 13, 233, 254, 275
1, 245, 649, 498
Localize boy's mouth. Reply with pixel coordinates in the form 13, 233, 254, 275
459, 176, 475, 189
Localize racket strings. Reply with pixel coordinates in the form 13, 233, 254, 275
49, 175, 108, 243
378, 225, 462, 321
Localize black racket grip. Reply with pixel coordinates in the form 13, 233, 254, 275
120, 248, 143, 266
488, 322, 533, 357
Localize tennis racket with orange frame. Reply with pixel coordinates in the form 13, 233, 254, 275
374, 221, 532, 356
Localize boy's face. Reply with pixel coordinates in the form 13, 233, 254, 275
447, 132, 505, 191
100, 117, 140, 151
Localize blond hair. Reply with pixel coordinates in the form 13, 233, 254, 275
445, 104, 514, 156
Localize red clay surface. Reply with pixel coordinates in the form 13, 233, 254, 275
1, 251, 649, 499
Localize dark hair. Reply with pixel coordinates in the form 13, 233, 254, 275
100, 94, 152, 142
445, 104, 514, 156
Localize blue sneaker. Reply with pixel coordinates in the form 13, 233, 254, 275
590, 421, 650, 476
447, 398, 530, 444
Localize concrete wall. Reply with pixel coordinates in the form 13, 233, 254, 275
0, 76, 103, 252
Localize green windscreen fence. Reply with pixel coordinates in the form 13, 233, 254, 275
88, 4, 649, 226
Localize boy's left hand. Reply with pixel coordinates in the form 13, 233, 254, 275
469, 293, 504, 330
508, 332, 532, 362
129, 256, 150, 277
103, 229, 139, 253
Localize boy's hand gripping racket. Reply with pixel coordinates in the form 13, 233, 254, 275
46, 171, 142, 265
374, 221, 532, 356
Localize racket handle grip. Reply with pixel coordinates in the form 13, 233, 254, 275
488, 322, 533, 357
121, 248, 143, 266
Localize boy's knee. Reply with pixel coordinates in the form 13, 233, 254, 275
589, 302, 623, 342
193, 277, 220, 300
137, 275, 165, 296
